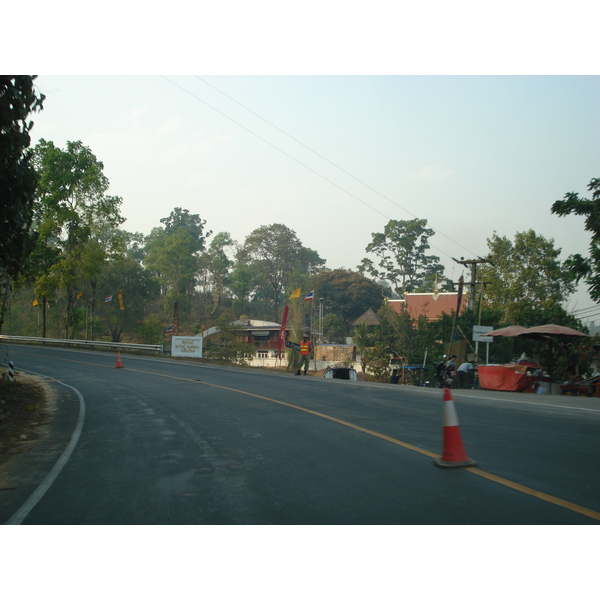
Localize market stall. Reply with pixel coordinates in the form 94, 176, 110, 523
478, 362, 548, 392
479, 323, 590, 393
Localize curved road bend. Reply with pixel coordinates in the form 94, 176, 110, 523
1, 344, 599, 524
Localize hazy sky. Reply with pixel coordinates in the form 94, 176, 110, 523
27, 75, 599, 316
10, 3, 600, 322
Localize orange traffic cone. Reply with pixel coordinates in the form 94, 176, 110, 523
115, 352, 124, 369
434, 388, 476, 468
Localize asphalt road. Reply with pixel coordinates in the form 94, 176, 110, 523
2, 344, 599, 524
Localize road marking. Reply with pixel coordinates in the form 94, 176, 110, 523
5, 370, 86, 525
464, 468, 600, 521
459, 393, 600, 414
14, 352, 600, 522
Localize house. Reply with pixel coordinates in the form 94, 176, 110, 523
232, 319, 288, 361
200, 319, 291, 367
386, 292, 468, 323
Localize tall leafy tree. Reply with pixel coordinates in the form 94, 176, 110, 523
98, 254, 160, 342
551, 177, 600, 301
160, 207, 211, 250
315, 268, 385, 327
144, 227, 201, 303
199, 231, 235, 313
242, 223, 323, 321
0, 75, 45, 332
143, 208, 211, 327
30, 139, 125, 337
478, 229, 575, 324
359, 218, 444, 295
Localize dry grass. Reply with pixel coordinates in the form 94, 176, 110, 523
0, 372, 49, 464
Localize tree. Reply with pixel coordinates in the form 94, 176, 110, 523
30, 140, 125, 337
199, 231, 235, 313
160, 207, 211, 251
0, 75, 45, 332
353, 321, 371, 373
359, 218, 445, 295
98, 254, 159, 342
478, 230, 575, 324
551, 177, 600, 301
322, 313, 346, 343
315, 268, 385, 327
143, 208, 211, 324
242, 223, 322, 321
144, 227, 201, 308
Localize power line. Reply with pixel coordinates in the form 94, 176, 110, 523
572, 306, 600, 317
575, 311, 600, 321
195, 76, 479, 258
161, 76, 476, 263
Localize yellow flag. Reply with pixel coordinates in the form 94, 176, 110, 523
32, 299, 39, 307
77, 290, 83, 299
289, 287, 301, 300
118, 289, 125, 311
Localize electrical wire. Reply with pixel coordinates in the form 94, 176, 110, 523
161, 75, 477, 263
194, 76, 479, 258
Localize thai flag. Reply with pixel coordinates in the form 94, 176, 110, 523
104, 295, 113, 303
166, 324, 173, 334
304, 290, 314, 301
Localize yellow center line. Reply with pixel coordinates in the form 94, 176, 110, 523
23, 353, 600, 522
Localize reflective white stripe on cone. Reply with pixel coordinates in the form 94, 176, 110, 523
434, 387, 477, 468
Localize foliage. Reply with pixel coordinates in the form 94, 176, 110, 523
353, 321, 371, 372
322, 313, 347, 343
228, 260, 254, 318
145, 227, 200, 298
159, 207, 211, 250
28, 139, 126, 338
135, 315, 164, 345
362, 343, 392, 382
359, 218, 445, 295
315, 268, 385, 327
242, 223, 324, 321
0, 76, 45, 333
0, 76, 45, 280
551, 177, 600, 301
478, 230, 575, 324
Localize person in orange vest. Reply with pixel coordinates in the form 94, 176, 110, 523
296, 333, 311, 375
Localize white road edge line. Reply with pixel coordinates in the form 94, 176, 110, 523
4, 369, 86, 525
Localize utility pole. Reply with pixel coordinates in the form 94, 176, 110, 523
452, 257, 494, 311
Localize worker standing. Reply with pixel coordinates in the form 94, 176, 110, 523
296, 333, 311, 375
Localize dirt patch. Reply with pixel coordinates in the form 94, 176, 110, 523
0, 372, 52, 466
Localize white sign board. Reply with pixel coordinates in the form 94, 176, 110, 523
473, 325, 494, 343
171, 336, 203, 357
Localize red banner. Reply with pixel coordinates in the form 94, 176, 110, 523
278, 305, 289, 359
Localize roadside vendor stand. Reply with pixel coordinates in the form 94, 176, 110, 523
479, 323, 590, 393
478, 361, 549, 392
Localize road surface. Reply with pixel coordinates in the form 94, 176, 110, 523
1, 344, 599, 524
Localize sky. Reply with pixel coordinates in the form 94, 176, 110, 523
8, 3, 600, 324
25, 74, 599, 318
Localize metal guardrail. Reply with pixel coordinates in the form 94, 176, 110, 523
0, 335, 164, 353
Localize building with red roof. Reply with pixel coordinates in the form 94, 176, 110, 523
386, 292, 468, 323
